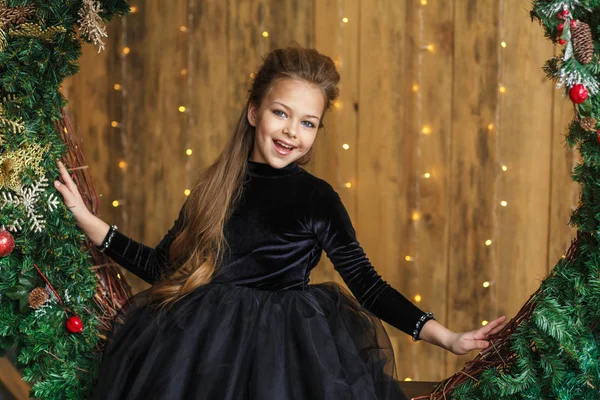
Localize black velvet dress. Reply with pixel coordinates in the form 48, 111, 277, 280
92, 160, 435, 400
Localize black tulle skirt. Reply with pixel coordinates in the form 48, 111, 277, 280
92, 281, 409, 400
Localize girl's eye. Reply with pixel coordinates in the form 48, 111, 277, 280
273, 109, 316, 129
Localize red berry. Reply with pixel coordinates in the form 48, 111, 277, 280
596, 130, 600, 144
569, 84, 589, 104
0, 229, 15, 257
66, 315, 84, 334
557, 9, 570, 19
570, 20, 578, 28
559, 38, 567, 45
558, 22, 564, 31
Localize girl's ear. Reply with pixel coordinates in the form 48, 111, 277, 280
247, 103, 257, 127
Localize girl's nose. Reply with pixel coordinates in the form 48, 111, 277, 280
284, 126, 297, 138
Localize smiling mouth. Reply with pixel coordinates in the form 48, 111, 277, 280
273, 139, 296, 150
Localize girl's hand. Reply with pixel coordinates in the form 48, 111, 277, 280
448, 315, 507, 355
53, 159, 92, 227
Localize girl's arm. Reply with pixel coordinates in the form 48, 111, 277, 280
88, 208, 186, 284
309, 180, 507, 352
77, 213, 111, 247
54, 159, 185, 285
418, 319, 455, 350
309, 181, 433, 340
419, 316, 507, 355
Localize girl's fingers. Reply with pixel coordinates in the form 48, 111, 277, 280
478, 316, 507, 339
488, 323, 505, 336
54, 180, 74, 206
56, 160, 81, 197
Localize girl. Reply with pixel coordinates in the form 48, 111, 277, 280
54, 45, 506, 399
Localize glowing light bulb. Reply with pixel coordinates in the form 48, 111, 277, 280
250, 72, 256, 78
111, 121, 119, 128
118, 161, 127, 169
501, 201, 507, 207
404, 377, 413, 382
180, 68, 188, 75
180, 26, 188, 32
333, 100, 342, 109
342, 17, 349, 23
186, 148, 193, 156
501, 41, 507, 48
412, 211, 421, 221
487, 123, 494, 131
424, 172, 431, 179
421, 125, 431, 135
405, 255, 413, 262
502, 165, 508, 172
482, 320, 489, 326
342, 143, 350, 150
130, 6, 138, 13
485, 239, 492, 246
483, 281, 490, 288
414, 294, 422, 302
179, 106, 186, 112
113, 84, 121, 91
499, 86, 506, 94
112, 200, 119, 207
412, 83, 419, 93
421, 0, 427, 4
345, 182, 352, 188
262, 31, 269, 38
123, 47, 130, 55
184, 189, 191, 196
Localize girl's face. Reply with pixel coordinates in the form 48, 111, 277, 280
248, 78, 325, 169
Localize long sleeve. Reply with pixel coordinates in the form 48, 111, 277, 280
310, 182, 434, 339
100, 206, 186, 285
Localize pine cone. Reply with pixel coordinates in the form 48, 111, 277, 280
580, 116, 597, 131
571, 20, 594, 64
0, 5, 36, 30
28, 287, 49, 309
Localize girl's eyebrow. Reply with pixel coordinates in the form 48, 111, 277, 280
272, 101, 320, 121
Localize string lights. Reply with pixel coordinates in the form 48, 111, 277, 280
334, 0, 351, 190
184, 0, 193, 198
402, 0, 429, 381
111, 2, 130, 235
483, 0, 507, 327
111, 3, 194, 219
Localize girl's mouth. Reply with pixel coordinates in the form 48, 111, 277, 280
273, 139, 295, 155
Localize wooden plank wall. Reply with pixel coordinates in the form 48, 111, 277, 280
60, 0, 579, 382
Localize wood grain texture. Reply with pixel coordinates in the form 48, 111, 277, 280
61, 0, 581, 382
312, 0, 359, 284
190, 0, 229, 175
446, 0, 500, 374
494, 0, 554, 351
357, 0, 430, 379
412, 0, 454, 381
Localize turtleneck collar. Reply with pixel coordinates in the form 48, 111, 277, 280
247, 159, 301, 178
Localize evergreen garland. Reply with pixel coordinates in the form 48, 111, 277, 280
0, 1, 128, 399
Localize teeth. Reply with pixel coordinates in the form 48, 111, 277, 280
276, 140, 294, 149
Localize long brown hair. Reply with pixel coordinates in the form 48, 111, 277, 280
146, 44, 341, 311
